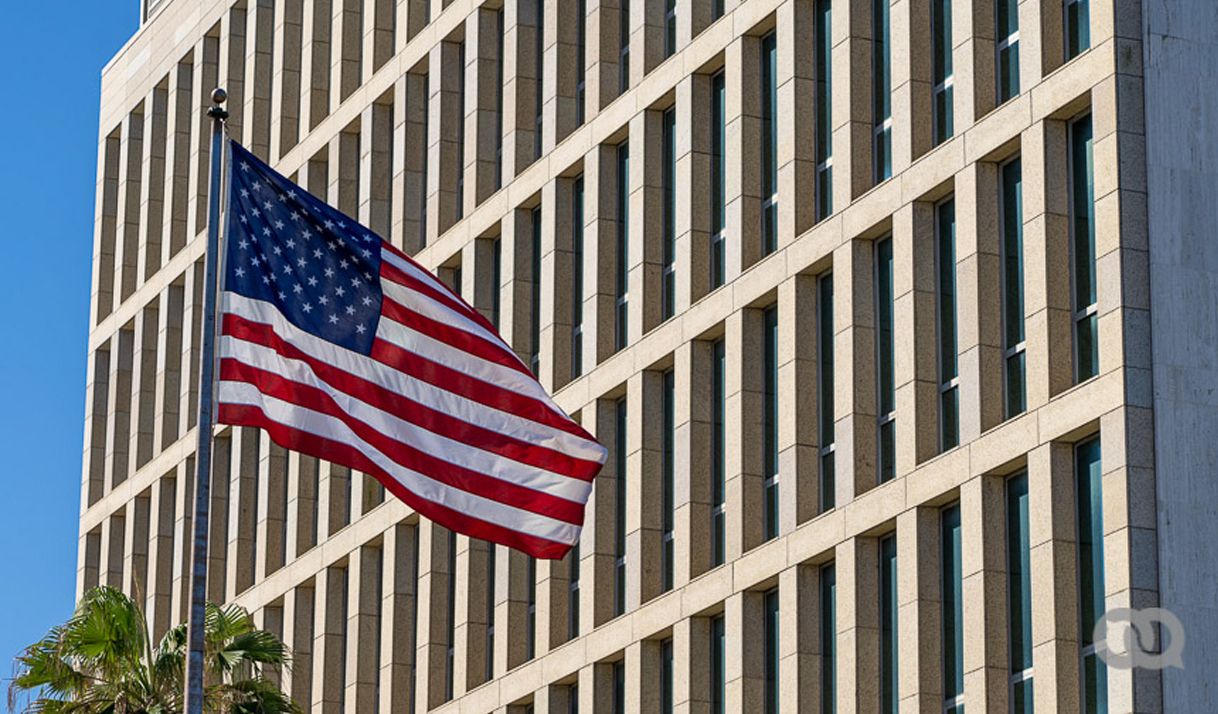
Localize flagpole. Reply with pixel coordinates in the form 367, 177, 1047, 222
184, 87, 228, 714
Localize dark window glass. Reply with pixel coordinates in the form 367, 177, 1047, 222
764, 589, 780, 714
819, 273, 836, 510
662, 369, 675, 591
821, 564, 837, 714
614, 398, 628, 616
1070, 114, 1097, 382
932, 0, 954, 144
876, 237, 896, 482
880, 535, 898, 714
711, 615, 726, 714
996, 0, 1020, 102
616, 143, 630, 351
872, 0, 892, 182
572, 177, 585, 377
763, 305, 779, 540
937, 199, 959, 450
662, 108, 677, 320
1077, 437, 1107, 714
1001, 158, 1026, 417
712, 338, 726, 566
942, 505, 964, 713
761, 33, 779, 254
1007, 472, 1034, 712
710, 72, 727, 288
815, 0, 834, 218
1065, 0, 1090, 60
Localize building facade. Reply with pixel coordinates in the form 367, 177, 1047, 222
80, 0, 1217, 712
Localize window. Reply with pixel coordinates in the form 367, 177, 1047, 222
818, 272, 836, 510
711, 614, 726, 714
614, 398, 628, 616
486, 545, 496, 682
569, 544, 581, 639
711, 338, 727, 566
1064, 0, 1090, 60
710, 71, 727, 288
664, 0, 677, 57
764, 588, 780, 714
495, 8, 505, 188
815, 0, 834, 219
577, 0, 587, 126
995, 0, 1019, 102
932, 0, 954, 144
1069, 114, 1098, 382
879, 535, 898, 714
661, 637, 675, 714
534, 0, 544, 161
526, 555, 537, 659
530, 205, 542, 376
761, 32, 779, 255
821, 563, 837, 714
492, 237, 503, 328
444, 529, 457, 701
616, 142, 630, 351
942, 504, 964, 714
613, 659, 626, 714
456, 42, 467, 220
936, 199, 959, 451
712, 0, 725, 21
763, 306, 779, 540
1076, 437, 1106, 714
662, 369, 676, 591
619, 4, 631, 94
1007, 472, 1033, 713
572, 177, 585, 377
568, 683, 580, 714
873, 0, 892, 182
662, 107, 677, 321
876, 237, 896, 482
1001, 158, 1026, 417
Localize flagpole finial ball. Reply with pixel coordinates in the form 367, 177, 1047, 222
211, 88, 228, 105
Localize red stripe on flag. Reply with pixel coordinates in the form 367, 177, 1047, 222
380, 244, 504, 339
218, 403, 575, 559
379, 294, 532, 377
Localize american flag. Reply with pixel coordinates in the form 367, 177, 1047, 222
216, 141, 607, 558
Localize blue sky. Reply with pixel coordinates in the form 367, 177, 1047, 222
0, 0, 138, 679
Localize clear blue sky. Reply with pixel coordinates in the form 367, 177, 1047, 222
0, 0, 138, 681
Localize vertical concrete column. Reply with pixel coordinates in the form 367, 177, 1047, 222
960, 474, 1010, 713
502, 0, 540, 178
1021, 120, 1073, 409
1027, 441, 1081, 714
896, 507, 942, 713
363, 0, 394, 78
890, 0, 931, 168
259, 602, 286, 688
345, 545, 382, 712
146, 474, 176, 639
205, 438, 231, 605
255, 437, 288, 580
226, 426, 260, 598
104, 324, 134, 491
777, 0, 818, 246
724, 591, 765, 712
833, 239, 877, 505
582, 400, 620, 630
955, 162, 1003, 443
454, 536, 491, 693
329, 123, 361, 215
673, 340, 713, 584
76, 528, 101, 600
535, 682, 577, 714
312, 565, 348, 714
626, 639, 662, 711
956, 0, 995, 127
179, 261, 203, 440
833, 0, 875, 202
676, 616, 712, 714
189, 33, 220, 237
674, 73, 712, 310
399, 0, 427, 46
723, 34, 763, 279
626, 370, 664, 608
380, 523, 418, 713
428, 37, 464, 242
171, 458, 194, 619
544, 0, 581, 150
244, 0, 275, 157
165, 59, 192, 260
493, 546, 532, 673
220, 5, 247, 144
82, 344, 110, 509
301, 0, 333, 132
892, 202, 938, 473
540, 177, 575, 392
138, 84, 167, 283
587, 0, 625, 115
414, 521, 452, 711
394, 66, 429, 254
462, 235, 500, 324
286, 453, 318, 558
677, 0, 716, 46
537, 551, 570, 653
777, 274, 821, 533
499, 208, 538, 366
628, 108, 664, 339
724, 308, 765, 560
92, 128, 120, 325
122, 491, 151, 603
331, 0, 362, 106
115, 107, 144, 309
779, 564, 823, 713
583, 144, 620, 367
271, 0, 303, 159
129, 301, 159, 472
579, 661, 616, 714
100, 508, 127, 589
359, 95, 394, 237
628, 0, 664, 86
465, 7, 502, 211
837, 536, 880, 714
284, 584, 316, 709
153, 283, 184, 452
1028, 0, 1064, 81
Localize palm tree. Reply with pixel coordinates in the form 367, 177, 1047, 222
9, 586, 299, 713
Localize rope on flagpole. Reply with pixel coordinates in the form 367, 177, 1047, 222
184, 87, 228, 714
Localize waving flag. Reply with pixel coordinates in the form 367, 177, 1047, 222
216, 141, 606, 558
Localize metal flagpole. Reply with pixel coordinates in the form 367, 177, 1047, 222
184, 87, 229, 714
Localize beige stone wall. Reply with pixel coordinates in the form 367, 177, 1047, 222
82, 0, 1160, 711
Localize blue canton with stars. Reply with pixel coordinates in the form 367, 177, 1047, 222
225, 141, 383, 354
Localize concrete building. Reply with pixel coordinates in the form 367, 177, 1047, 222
79, 0, 1217, 711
